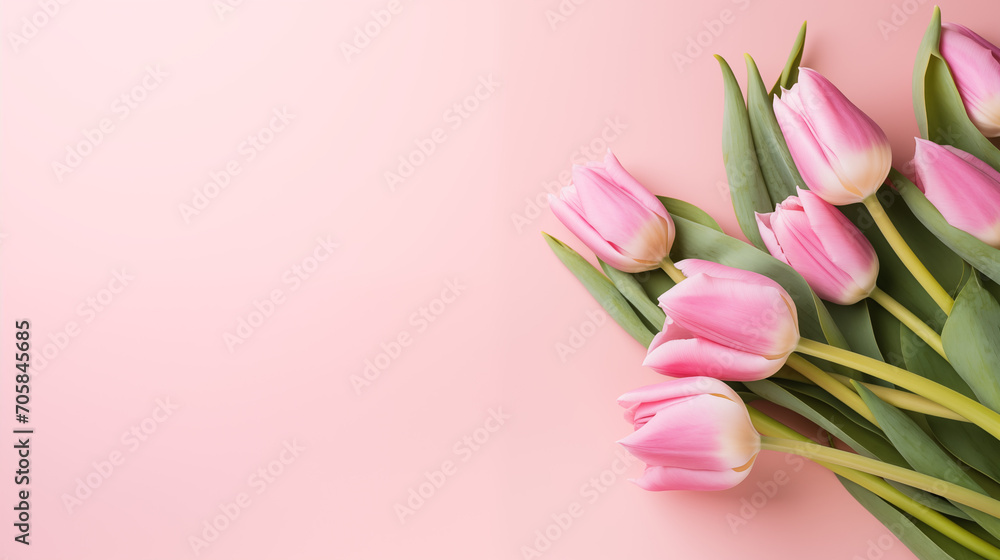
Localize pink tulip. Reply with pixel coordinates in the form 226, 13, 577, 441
549, 151, 675, 273
643, 260, 800, 381
774, 68, 892, 206
756, 188, 879, 305
618, 377, 760, 491
940, 23, 1000, 138
911, 138, 1000, 248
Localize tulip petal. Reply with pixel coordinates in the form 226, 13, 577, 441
572, 166, 667, 259
643, 331, 788, 381
618, 376, 739, 409
548, 191, 643, 272
756, 212, 791, 266
602, 151, 673, 220
619, 394, 760, 470
631, 464, 753, 491
941, 24, 1000, 137
658, 273, 799, 357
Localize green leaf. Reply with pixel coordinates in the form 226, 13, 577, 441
855, 383, 1000, 541
839, 477, 986, 560
827, 301, 885, 361
901, 321, 975, 399
942, 275, 1000, 413
913, 6, 1000, 170
927, 417, 1000, 485
543, 233, 654, 347
657, 196, 723, 233
717, 55, 771, 250
746, 54, 804, 204
770, 22, 807, 97
599, 260, 665, 329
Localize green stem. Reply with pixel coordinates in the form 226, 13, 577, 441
863, 195, 954, 315
869, 286, 947, 360
760, 435, 1000, 519
660, 258, 687, 284
785, 355, 878, 425
747, 407, 1000, 559
796, 338, 1000, 440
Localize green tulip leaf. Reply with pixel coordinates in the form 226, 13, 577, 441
839, 478, 986, 560
717, 55, 771, 250
543, 233, 654, 347
913, 7, 1000, 170
657, 196, 724, 233
941, 275, 1000, 413
599, 259, 665, 329
855, 383, 1000, 541
892, 170, 1000, 286
746, 54, 804, 205
826, 301, 885, 361
927, 417, 1000, 486
770, 21, 807, 97
901, 321, 975, 399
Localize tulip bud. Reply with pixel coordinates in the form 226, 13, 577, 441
549, 151, 675, 273
774, 68, 892, 206
940, 23, 1000, 138
643, 260, 800, 381
618, 377, 760, 491
756, 188, 879, 305
911, 138, 1000, 248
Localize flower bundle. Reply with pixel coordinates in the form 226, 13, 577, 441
544, 8, 1000, 559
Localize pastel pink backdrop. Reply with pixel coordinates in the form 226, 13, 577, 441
0, 1, 993, 558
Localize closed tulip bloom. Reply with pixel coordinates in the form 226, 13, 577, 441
618, 377, 760, 491
940, 23, 1000, 137
774, 68, 892, 206
911, 139, 1000, 248
549, 151, 675, 273
756, 188, 879, 305
643, 260, 800, 381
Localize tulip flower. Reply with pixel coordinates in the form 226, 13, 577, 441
549, 151, 675, 273
756, 188, 879, 305
774, 68, 892, 206
911, 138, 1000, 248
618, 377, 760, 491
643, 260, 800, 381
940, 23, 1000, 138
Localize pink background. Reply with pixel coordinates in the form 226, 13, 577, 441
0, 1, 994, 558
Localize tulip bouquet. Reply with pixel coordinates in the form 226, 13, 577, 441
544, 8, 1000, 559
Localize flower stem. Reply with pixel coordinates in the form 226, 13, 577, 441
747, 407, 1000, 559
863, 195, 954, 315
796, 338, 1000, 440
826, 372, 968, 422
660, 258, 687, 284
784, 354, 878, 425
869, 287, 947, 360
760, 435, 1000, 519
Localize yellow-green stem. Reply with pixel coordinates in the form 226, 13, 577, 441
826, 372, 968, 422
796, 338, 1000, 440
747, 407, 1000, 559
785, 355, 878, 425
869, 287, 947, 360
863, 196, 954, 315
760, 435, 1000, 519
660, 258, 687, 284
